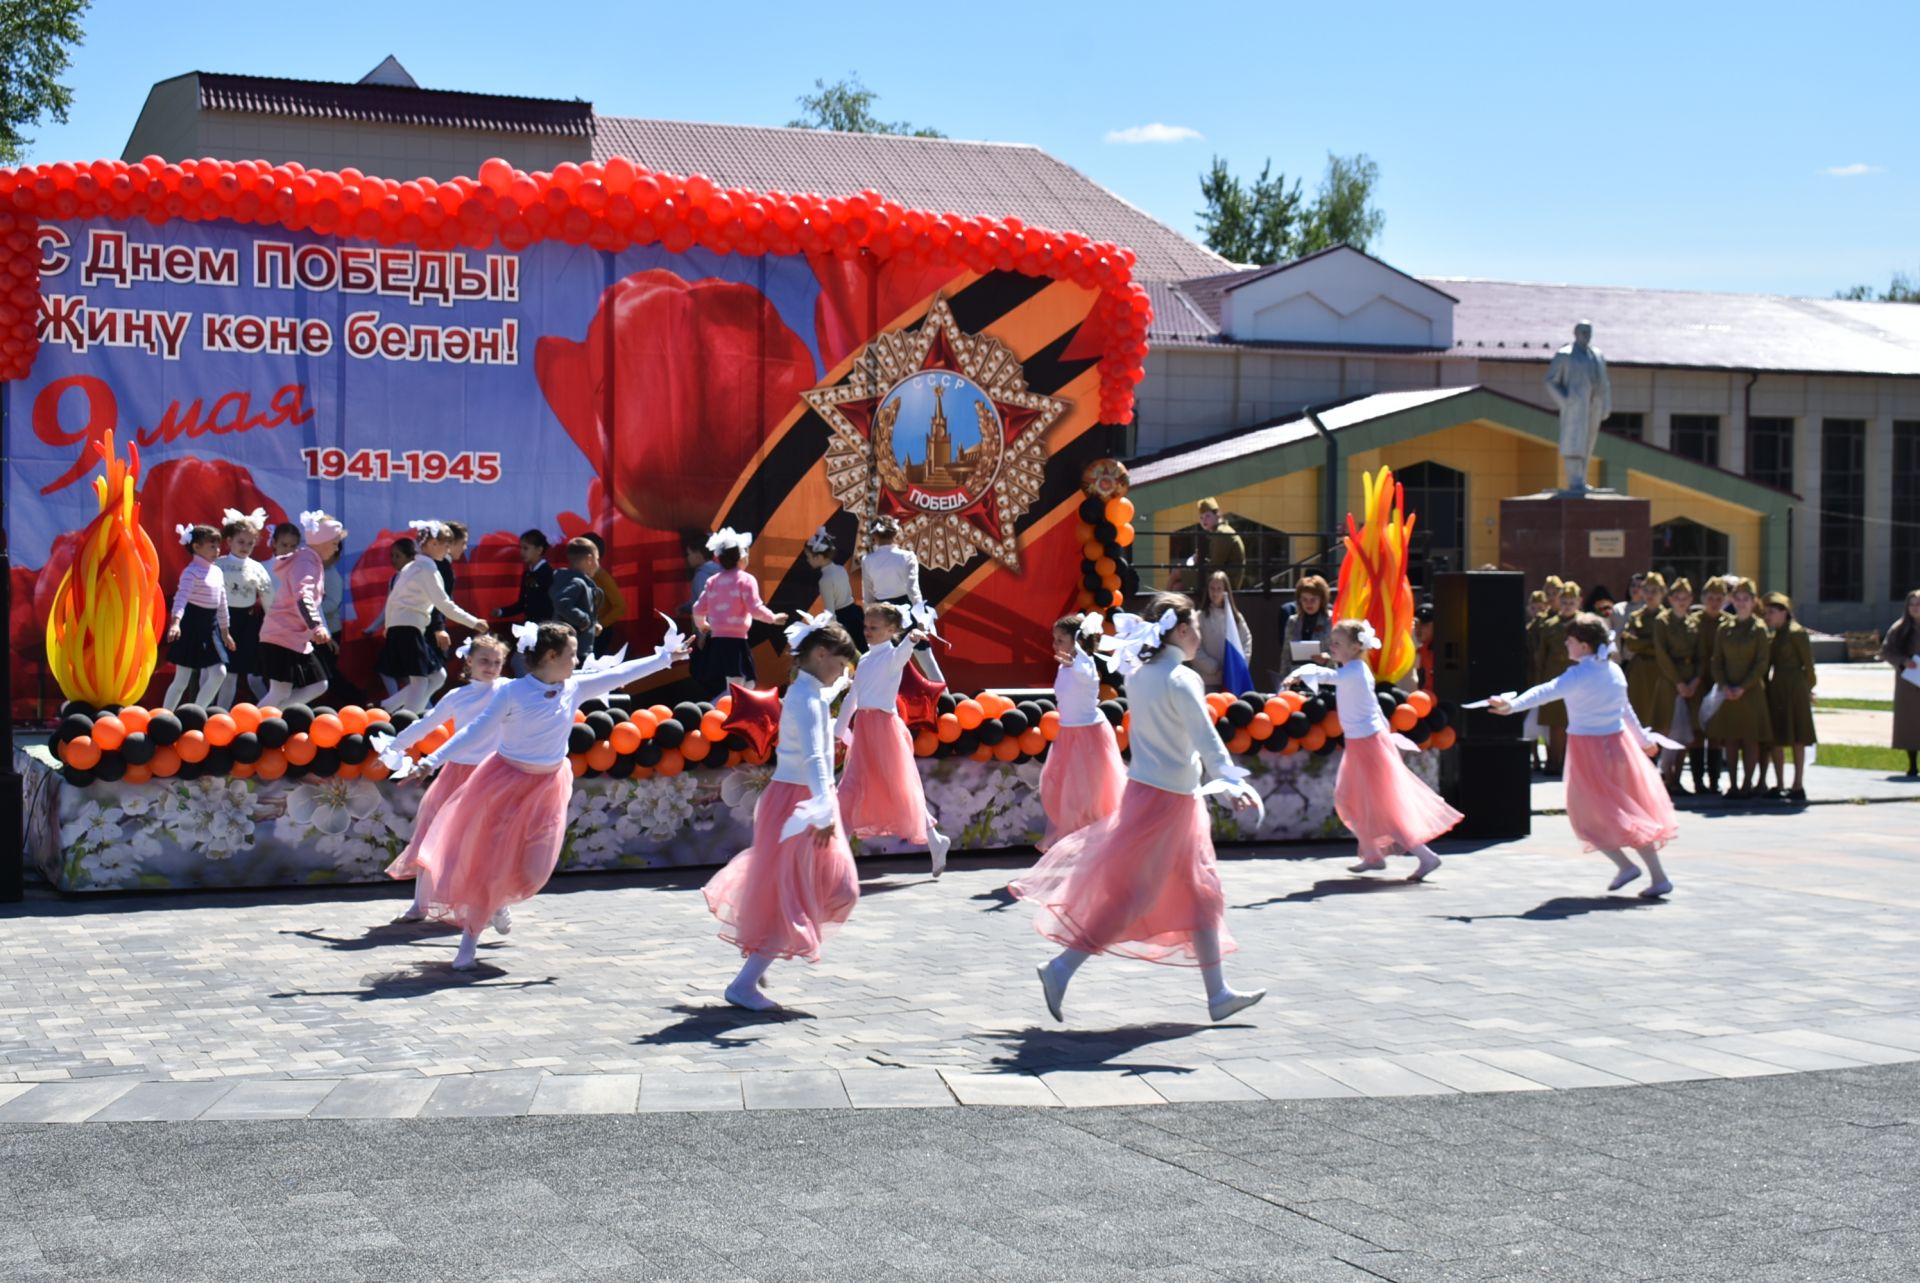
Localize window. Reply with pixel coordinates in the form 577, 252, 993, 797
1669, 414, 1721, 465
1747, 417, 1795, 491
1895, 421, 1920, 598
1653, 518, 1731, 593
1601, 412, 1644, 440
1820, 418, 1866, 602
1397, 461, 1467, 587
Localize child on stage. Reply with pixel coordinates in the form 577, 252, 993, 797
860, 516, 943, 681
1290, 620, 1462, 882
377, 519, 489, 714
377, 634, 513, 923
1037, 612, 1125, 853
804, 526, 866, 645
833, 603, 954, 877
413, 620, 691, 969
163, 524, 236, 709
214, 507, 273, 708
1491, 612, 1679, 896
692, 528, 788, 694
258, 513, 344, 709
1011, 596, 1265, 1024
703, 614, 862, 1011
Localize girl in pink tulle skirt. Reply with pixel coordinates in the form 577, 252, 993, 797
1493, 612, 1679, 897
1012, 594, 1266, 1025
704, 619, 862, 1010
1037, 613, 1125, 852
833, 605, 952, 875
1290, 620, 1461, 882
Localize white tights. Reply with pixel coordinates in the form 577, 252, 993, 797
389, 670, 445, 715
264, 678, 330, 708
1048, 927, 1240, 1004
1601, 843, 1669, 884
215, 671, 260, 708
163, 663, 226, 711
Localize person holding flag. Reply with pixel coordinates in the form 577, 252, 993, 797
1192, 569, 1254, 694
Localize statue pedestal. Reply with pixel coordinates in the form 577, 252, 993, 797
1499, 491, 1651, 596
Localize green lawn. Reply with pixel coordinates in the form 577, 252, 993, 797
1817, 697, 1895, 712
1816, 743, 1917, 773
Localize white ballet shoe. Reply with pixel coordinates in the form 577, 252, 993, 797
725, 982, 780, 1012
1638, 879, 1674, 899
451, 935, 479, 971
391, 907, 425, 924
927, 827, 951, 880
1348, 858, 1388, 874
1608, 867, 1643, 892
491, 906, 513, 935
1037, 962, 1068, 1023
1407, 851, 1441, 883
1208, 988, 1266, 1022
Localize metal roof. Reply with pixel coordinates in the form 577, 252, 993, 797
192, 72, 594, 137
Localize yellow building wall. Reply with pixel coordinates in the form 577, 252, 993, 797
1148, 466, 1321, 539
1345, 420, 1562, 567
1626, 470, 1764, 579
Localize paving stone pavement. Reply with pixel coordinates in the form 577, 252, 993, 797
1, 801, 1917, 1121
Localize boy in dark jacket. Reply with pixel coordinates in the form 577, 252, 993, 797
549, 536, 603, 654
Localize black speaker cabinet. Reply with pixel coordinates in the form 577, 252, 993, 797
1431, 571, 1531, 839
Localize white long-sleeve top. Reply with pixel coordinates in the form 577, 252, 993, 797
1503, 653, 1653, 741
321, 564, 344, 633
385, 677, 512, 766
423, 650, 678, 769
171, 557, 231, 628
382, 556, 486, 632
1291, 659, 1391, 740
773, 670, 839, 803
216, 553, 273, 611
833, 637, 917, 741
860, 545, 922, 605
817, 561, 854, 613
1125, 646, 1244, 795
1054, 649, 1103, 727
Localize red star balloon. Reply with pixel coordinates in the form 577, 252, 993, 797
895, 661, 946, 733
721, 683, 782, 757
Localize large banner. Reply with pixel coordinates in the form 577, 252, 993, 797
7, 213, 1114, 712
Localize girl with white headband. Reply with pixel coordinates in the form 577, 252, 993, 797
702, 612, 861, 1009
162, 523, 235, 709
691, 527, 788, 696
376, 520, 490, 714
1011, 592, 1266, 1024
1290, 618, 1462, 882
377, 633, 514, 924
214, 507, 273, 707
257, 512, 344, 709
1036, 611, 1125, 852
860, 515, 943, 681
411, 618, 692, 970
832, 601, 953, 877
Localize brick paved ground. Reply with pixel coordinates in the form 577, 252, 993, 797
1, 797, 1916, 1118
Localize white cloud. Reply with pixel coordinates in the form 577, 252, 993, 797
1821, 162, 1883, 177
1105, 123, 1204, 145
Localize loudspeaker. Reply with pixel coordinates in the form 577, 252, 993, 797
1431, 571, 1531, 839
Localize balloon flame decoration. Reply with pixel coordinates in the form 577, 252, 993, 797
1335, 466, 1417, 684
45, 429, 166, 706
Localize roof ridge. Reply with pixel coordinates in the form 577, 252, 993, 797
594, 114, 1048, 152
192, 69, 589, 110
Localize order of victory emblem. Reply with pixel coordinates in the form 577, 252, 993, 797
805, 295, 1068, 571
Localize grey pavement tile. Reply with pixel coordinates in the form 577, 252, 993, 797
0, 1079, 140, 1123
1304, 1056, 1459, 1098
309, 1077, 438, 1119
940, 1070, 1061, 1107
1390, 1052, 1553, 1094
739, 1070, 851, 1111
1217, 1057, 1362, 1100
837, 1068, 958, 1109
198, 1079, 338, 1121
417, 1071, 543, 1118
529, 1074, 641, 1116
1457, 1047, 1637, 1090
1037, 1068, 1168, 1108
1132, 1065, 1266, 1103
638, 1071, 743, 1112
85, 1080, 235, 1123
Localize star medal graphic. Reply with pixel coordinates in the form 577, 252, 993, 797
805, 295, 1068, 571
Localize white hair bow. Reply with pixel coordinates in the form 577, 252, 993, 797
298, 510, 344, 544
784, 608, 833, 653
1078, 612, 1104, 639
804, 525, 834, 553
175, 523, 196, 546
454, 636, 474, 660
1108, 609, 1178, 676
1349, 619, 1383, 651
220, 507, 265, 530
909, 602, 941, 640
408, 519, 449, 540
706, 527, 752, 556
1594, 642, 1613, 663
511, 621, 540, 653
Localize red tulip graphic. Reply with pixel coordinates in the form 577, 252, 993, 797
809, 254, 964, 373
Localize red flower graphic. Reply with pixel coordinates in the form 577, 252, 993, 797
809, 254, 965, 372
137, 457, 287, 595
535, 270, 816, 534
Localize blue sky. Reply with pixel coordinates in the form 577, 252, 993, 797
28, 0, 1917, 297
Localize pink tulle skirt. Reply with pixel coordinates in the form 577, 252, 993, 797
1038, 720, 1127, 852
384, 761, 478, 880
838, 708, 931, 842
704, 781, 860, 961
1009, 781, 1233, 966
1564, 729, 1680, 853
1336, 731, 1464, 857
410, 755, 573, 933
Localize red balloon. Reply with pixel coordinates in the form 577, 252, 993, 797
720, 683, 782, 757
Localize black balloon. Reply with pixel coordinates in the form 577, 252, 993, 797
608, 755, 636, 779
58, 713, 94, 743
1285, 712, 1311, 739
586, 710, 617, 741
636, 741, 663, 767
1078, 495, 1104, 523
119, 732, 154, 765
654, 718, 685, 750
281, 704, 315, 735
336, 733, 369, 765
937, 692, 958, 714
178, 760, 205, 782
951, 729, 979, 756
1099, 700, 1125, 727
256, 717, 289, 749
173, 703, 208, 733
1225, 700, 1255, 728
1376, 692, 1399, 720
59, 700, 98, 721
578, 698, 608, 716
229, 732, 262, 764
999, 709, 1029, 737
60, 765, 96, 787
388, 710, 418, 733
203, 745, 235, 775
567, 724, 596, 755
92, 754, 126, 783
672, 702, 703, 729
307, 747, 338, 777
146, 711, 183, 746
976, 719, 1005, 746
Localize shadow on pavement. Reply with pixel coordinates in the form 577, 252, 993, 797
281, 922, 459, 952
1438, 895, 1667, 924
986, 1021, 1242, 1074
1237, 877, 1426, 909
268, 957, 557, 1000
634, 1002, 813, 1049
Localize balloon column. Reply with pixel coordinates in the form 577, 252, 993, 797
1335, 466, 1418, 685
44, 430, 165, 709
1074, 458, 1137, 612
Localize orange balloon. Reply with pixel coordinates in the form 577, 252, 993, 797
229, 702, 262, 734
1115, 523, 1136, 548
610, 722, 642, 754
1391, 705, 1419, 732
359, 756, 390, 782
1121, 710, 1131, 734
1321, 711, 1342, 736
284, 732, 316, 765
1303, 727, 1327, 751
628, 708, 659, 737
1104, 496, 1135, 525
174, 729, 210, 763
574, 710, 587, 724
1099, 684, 1118, 701
63, 735, 101, 769
630, 764, 656, 781
230, 761, 256, 780
1282, 690, 1307, 712
256, 705, 282, 722
1279, 737, 1298, 756
1018, 728, 1046, 755
1095, 556, 1116, 577
254, 748, 288, 780
1083, 539, 1105, 561
1113, 727, 1129, 753
649, 704, 674, 724
337, 705, 369, 736
336, 760, 363, 779
1227, 731, 1253, 755
364, 706, 390, 724
1039, 710, 1061, 741
655, 748, 685, 776
1432, 726, 1457, 750
1406, 690, 1435, 718
149, 745, 181, 777
935, 713, 962, 743
680, 731, 711, 762
586, 740, 618, 770
913, 730, 939, 757
1249, 712, 1274, 741
1074, 521, 1094, 544
92, 715, 127, 751
1075, 590, 1095, 610
203, 713, 238, 747
954, 699, 984, 730
308, 714, 344, 748
570, 756, 589, 777
700, 710, 727, 742
993, 738, 1022, 762
1264, 697, 1290, 724
715, 694, 733, 714
969, 743, 993, 762
118, 706, 151, 734
743, 748, 769, 767
123, 764, 153, 785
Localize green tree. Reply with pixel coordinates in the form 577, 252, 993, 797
1197, 150, 1385, 266
1835, 271, 1920, 303
790, 75, 944, 139
0, 0, 88, 164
